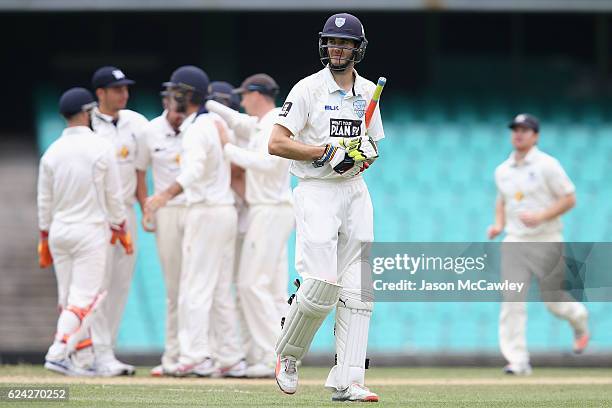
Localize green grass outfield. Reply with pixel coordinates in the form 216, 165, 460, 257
1, 365, 611, 407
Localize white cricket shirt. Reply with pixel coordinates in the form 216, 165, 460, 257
176, 112, 234, 206
143, 112, 186, 206
495, 146, 575, 238
91, 108, 149, 205
37, 126, 126, 231
274, 66, 385, 179
221, 107, 292, 205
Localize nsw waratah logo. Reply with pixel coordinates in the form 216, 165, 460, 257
353, 99, 366, 118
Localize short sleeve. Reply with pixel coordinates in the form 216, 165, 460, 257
367, 101, 385, 141
544, 158, 575, 197
274, 82, 309, 136
133, 114, 151, 171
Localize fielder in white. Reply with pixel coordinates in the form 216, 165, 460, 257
206, 73, 293, 378
89, 66, 149, 376
140, 90, 187, 377
488, 113, 590, 375
38, 88, 131, 376
146, 66, 246, 377
268, 13, 383, 402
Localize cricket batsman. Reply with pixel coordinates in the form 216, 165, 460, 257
268, 13, 384, 402
38, 88, 131, 376
488, 113, 590, 375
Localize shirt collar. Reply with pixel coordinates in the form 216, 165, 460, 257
322, 66, 362, 97
62, 126, 92, 136
179, 112, 197, 133
93, 107, 120, 125
509, 146, 539, 167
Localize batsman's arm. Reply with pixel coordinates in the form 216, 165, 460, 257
268, 124, 326, 161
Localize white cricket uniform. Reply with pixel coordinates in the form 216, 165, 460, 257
142, 112, 187, 370
495, 146, 588, 367
274, 67, 384, 390
208, 101, 294, 366
37, 126, 126, 362
90, 108, 149, 360
175, 112, 244, 368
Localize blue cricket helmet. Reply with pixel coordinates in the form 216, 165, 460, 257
318, 13, 368, 71
208, 81, 241, 111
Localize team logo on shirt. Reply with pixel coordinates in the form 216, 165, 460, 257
118, 146, 129, 159
514, 191, 524, 201
279, 102, 293, 117
353, 99, 366, 118
175, 154, 181, 164
330, 119, 362, 137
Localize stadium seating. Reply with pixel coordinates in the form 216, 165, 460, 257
31, 88, 612, 355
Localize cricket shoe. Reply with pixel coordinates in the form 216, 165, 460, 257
503, 363, 532, 376
246, 361, 275, 378
150, 365, 164, 377
44, 358, 96, 377
94, 355, 136, 377
574, 332, 590, 354
275, 356, 298, 394
174, 358, 216, 377
331, 383, 379, 402
215, 359, 248, 378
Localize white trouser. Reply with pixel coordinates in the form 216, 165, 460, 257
154, 205, 187, 368
499, 234, 588, 366
91, 205, 137, 358
47, 221, 107, 362
272, 245, 289, 335
293, 177, 374, 388
211, 200, 248, 363
236, 203, 294, 365
49, 221, 108, 309
178, 204, 244, 367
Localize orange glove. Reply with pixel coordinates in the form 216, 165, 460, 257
110, 221, 133, 255
38, 230, 53, 268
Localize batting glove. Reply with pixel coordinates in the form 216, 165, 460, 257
344, 136, 379, 162
38, 230, 53, 268
110, 221, 134, 255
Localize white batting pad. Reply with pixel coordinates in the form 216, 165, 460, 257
275, 278, 341, 360
325, 296, 373, 391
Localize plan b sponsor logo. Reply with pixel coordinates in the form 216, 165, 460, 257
329, 118, 362, 137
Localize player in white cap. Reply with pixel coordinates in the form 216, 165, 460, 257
140, 88, 187, 377
89, 65, 149, 376
38, 87, 131, 376
268, 13, 383, 402
488, 113, 590, 375
206, 73, 293, 378
146, 66, 246, 378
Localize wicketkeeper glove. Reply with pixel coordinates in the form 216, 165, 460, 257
110, 221, 134, 255
38, 230, 53, 268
